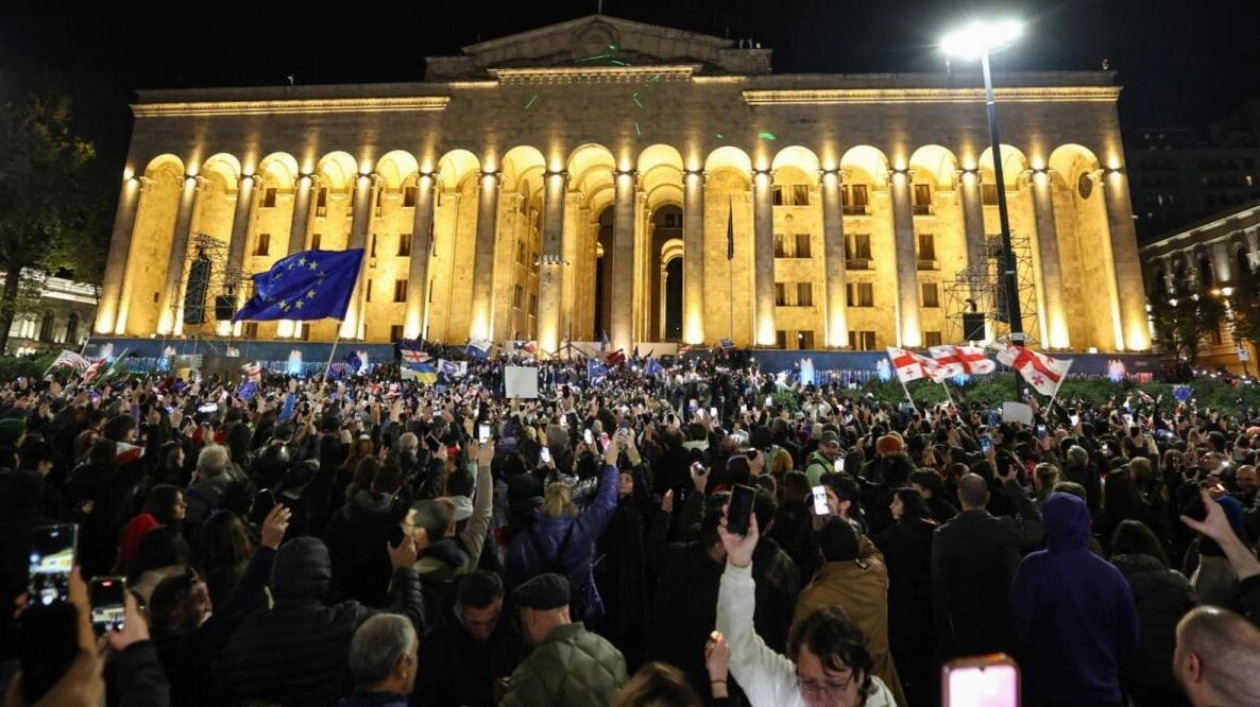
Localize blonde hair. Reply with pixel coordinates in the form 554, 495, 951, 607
769, 448, 794, 477
541, 482, 578, 519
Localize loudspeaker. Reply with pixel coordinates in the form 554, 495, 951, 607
183, 257, 211, 325
962, 312, 987, 342
214, 295, 235, 321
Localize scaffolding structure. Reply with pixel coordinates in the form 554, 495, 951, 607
943, 232, 1040, 346
166, 234, 247, 352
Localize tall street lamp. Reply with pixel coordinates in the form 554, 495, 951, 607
942, 18, 1025, 398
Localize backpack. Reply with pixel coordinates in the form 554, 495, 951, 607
525, 522, 591, 620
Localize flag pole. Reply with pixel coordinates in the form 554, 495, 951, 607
898, 376, 915, 407
939, 381, 955, 408
324, 323, 342, 382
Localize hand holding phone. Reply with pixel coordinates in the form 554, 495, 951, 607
28, 524, 77, 607
540, 446, 553, 465
726, 484, 757, 536
943, 653, 1020, 707
477, 423, 491, 444
811, 485, 831, 516
89, 577, 127, 635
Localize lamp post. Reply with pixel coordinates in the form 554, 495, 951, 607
943, 18, 1025, 398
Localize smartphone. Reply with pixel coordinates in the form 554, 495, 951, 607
28, 524, 78, 606
477, 423, 491, 444
584, 429, 594, 446
89, 577, 127, 635
599, 432, 611, 450
833, 458, 845, 473
197, 403, 218, 413
540, 446, 553, 465
980, 436, 992, 454
764, 396, 773, 409
942, 654, 1020, 707
1069, 414, 1080, 428
726, 484, 757, 536
740, 404, 748, 414
1036, 425, 1047, 439
709, 407, 718, 420
811, 485, 831, 516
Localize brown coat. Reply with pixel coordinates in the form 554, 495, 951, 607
793, 537, 906, 707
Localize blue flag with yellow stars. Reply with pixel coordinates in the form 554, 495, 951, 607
233, 249, 365, 321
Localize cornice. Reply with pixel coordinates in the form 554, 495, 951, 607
488, 64, 699, 85
133, 96, 451, 118
741, 86, 1121, 106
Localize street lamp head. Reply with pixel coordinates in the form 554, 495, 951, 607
940, 19, 1024, 59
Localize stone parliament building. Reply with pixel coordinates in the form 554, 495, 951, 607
97, 14, 1151, 357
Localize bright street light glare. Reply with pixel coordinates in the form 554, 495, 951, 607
940, 19, 1024, 59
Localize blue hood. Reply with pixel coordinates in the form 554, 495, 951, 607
1043, 492, 1091, 552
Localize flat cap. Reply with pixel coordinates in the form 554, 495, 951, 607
512, 572, 570, 611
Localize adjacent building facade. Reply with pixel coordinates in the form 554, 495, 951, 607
97, 14, 1150, 355
4, 271, 97, 355
1139, 198, 1260, 374
1127, 101, 1260, 242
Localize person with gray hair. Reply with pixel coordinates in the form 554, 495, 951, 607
185, 444, 233, 526
340, 614, 419, 706
1063, 444, 1103, 518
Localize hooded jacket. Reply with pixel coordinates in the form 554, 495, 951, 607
217, 537, 424, 707
324, 489, 409, 606
1011, 493, 1140, 704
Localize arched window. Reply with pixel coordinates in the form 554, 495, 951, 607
1238, 248, 1253, 279
38, 311, 56, 343
1150, 268, 1166, 297
64, 312, 80, 345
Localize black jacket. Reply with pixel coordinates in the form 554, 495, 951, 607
875, 517, 936, 663
217, 537, 424, 707
413, 609, 525, 707
1111, 553, 1194, 694
324, 490, 409, 607
0, 469, 51, 662
931, 480, 1043, 659
103, 640, 172, 707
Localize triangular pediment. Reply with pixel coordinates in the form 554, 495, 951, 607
425, 15, 771, 80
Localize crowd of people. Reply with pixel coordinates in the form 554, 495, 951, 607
2, 349, 1260, 707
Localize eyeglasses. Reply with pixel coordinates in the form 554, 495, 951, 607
797, 669, 854, 699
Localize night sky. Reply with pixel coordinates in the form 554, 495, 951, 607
2, 0, 1258, 171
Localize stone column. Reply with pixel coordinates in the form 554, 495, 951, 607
1032, 170, 1069, 349
889, 169, 921, 347
338, 173, 376, 339
683, 169, 706, 344
820, 169, 848, 347
96, 176, 146, 334
610, 169, 637, 353
468, 171, 501, 342
157, 175, 201, 335
537, 171, 568, 355
752, 168, 776, 346
1100, 169, 1151, 351
226, 174, 259, 281
287, 174, 315, 256
404, 172, 437, 339
959, 169, 987, 270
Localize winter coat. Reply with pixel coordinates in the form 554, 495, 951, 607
716, 562, 898, 707
504, 462, 618, 622
1111, 553, 1194, 695
500, 622, 627, 707
875, 517, 936, 682
0, 469, 52, 662
217, 537, 424, 707
324, 490, 409, 606
414, 607, 525, 707
1011, 493, 1140, 705
932, 478, 1043, 660
794, 537, 906, 707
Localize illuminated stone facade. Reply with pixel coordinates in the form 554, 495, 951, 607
99, 14, 1150, 354
1139, 199, 1260, 373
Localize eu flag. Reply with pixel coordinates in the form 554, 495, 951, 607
233, 249, 365, 321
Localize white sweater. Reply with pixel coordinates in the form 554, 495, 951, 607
715, 561, 898, 707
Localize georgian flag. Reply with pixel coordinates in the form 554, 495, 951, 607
929, 345, 996, 377
886, 347, 947, 384
996, 343, 1073, 396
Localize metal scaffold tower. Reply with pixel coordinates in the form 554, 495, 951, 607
165, 234, 248, 354
943, 232, 1040, 346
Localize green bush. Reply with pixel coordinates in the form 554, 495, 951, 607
0, 352, 58, 383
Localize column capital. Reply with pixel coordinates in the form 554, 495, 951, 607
239, 173, 261, 189
819, 167, 843, 182
682, 168, 707, 185
751, 167, 775, 179
887, 167, 914, 181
